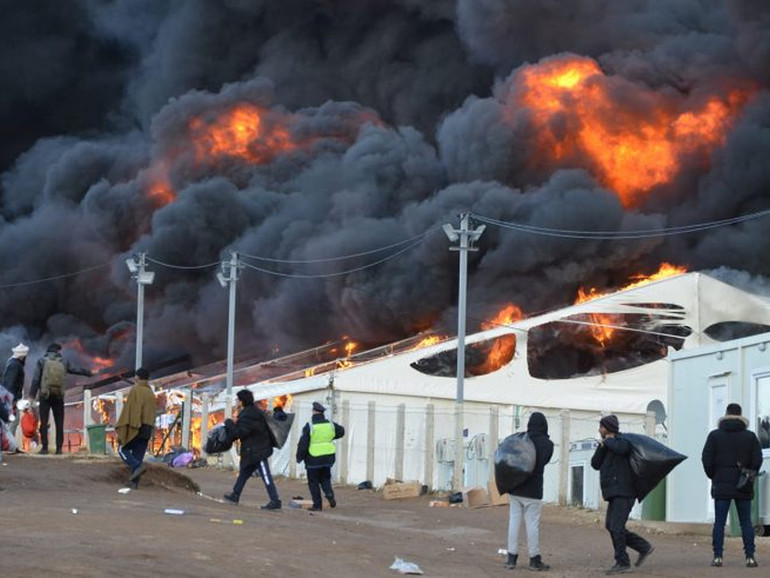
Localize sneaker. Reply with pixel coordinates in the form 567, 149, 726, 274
505, 553, 518, 569
327, 495, 337, 508
261, 500, 281, 510
529, 555, 550, 571
39, 448, 49, 455
746, 557, 758, 568
222, 493, 239, 504
54, 449, 63, 455
711, 557, 723, 567
129, 464, 147, 482
635, 546, 654, 567
605, 563, 631, 575
308, 506, 322, 512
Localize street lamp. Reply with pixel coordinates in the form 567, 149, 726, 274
443, 212, 485, 491
218, 251, 240, 420
126, 252, 155, 371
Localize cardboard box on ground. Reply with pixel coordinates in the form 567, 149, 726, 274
382, 478, 424, 500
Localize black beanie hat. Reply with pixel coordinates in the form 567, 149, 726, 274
135, 367, 150, 380
237, 389, 254, 405
600, 414, 620, 434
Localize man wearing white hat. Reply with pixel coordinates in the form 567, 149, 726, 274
3, 343, 29, 436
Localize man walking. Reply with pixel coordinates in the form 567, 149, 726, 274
505, 412, 554, 571
3, 343, 29, 436
116, 367, 157, 487
223, 389, 282, 509
591, 415, 653, 575
28, 343, 92, 455
296, 401, 345, 511
702, 402, 763, 568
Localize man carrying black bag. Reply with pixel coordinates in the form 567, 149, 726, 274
591, 415, 654, 575
701, 403, 762, 568
505, 412, 554, 571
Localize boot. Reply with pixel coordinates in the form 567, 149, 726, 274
529, 555, 550, 571
505, 553, 518, 569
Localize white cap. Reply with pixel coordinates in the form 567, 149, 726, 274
11, 343, 29, 358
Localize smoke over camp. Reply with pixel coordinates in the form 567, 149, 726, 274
1, 1, 770, 370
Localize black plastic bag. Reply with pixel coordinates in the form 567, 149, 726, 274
494, 432, 536, 495
265, 411, 295, 449
205, 424, 233, 454
623, 433, 687, 501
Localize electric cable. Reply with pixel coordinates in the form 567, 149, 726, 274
0, 262, 111, 289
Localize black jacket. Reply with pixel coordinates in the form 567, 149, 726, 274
511, 413, 554, 500
227, 404, 273, 467
702, 415, 763, 500
296, 414, 345, 469
591, 434, 636, 500
3, 357, 26, 401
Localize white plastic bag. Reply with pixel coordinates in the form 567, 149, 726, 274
389, 557, 423, 575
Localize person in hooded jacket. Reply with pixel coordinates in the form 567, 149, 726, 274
505, 412, 554, 571
702, 403, 763, 568
296, 401, 345, 511
3, 343, 29, 436
591, 414, 653, 575
223, 389, 282, 509
28, 343, 92, 455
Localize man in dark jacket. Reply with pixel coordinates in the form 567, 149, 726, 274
505, 412, 554, 571
701, 403, 763, 568
223, 389, 281, 509
28, 343, 92, 455
591, 415, 653, 575
296, 401, 345, 511
3, 343, 28, 436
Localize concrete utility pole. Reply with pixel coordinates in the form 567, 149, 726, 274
443, 212, 485, 491
125, 252, 155, 371
217, 251, 240, 420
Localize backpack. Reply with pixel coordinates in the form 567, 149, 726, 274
41, 358, 66, 398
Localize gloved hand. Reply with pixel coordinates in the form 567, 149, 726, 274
8, 413, 15, 422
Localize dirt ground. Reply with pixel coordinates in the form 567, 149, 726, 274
0, 453, 768, 577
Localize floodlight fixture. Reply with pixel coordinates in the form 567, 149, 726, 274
442, 223, 459, 242
125, 257, 138, 274
216, 271, 228, 288
137, 271, 155, 285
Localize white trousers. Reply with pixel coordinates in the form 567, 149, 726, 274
507, 495, 543, 557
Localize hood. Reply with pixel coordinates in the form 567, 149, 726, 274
527, 411, 549, 436
718, 414, 749, 431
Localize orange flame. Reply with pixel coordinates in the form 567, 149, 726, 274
412, 335, 442, 350
482, 303, 524, 330
511, 55, 752, 206
188, 104, 297, 164
574, 262, 688, 345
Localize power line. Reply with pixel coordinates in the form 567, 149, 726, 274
146, 257, 221, 270
0, 262, 111, 289
470, 207, 770, 240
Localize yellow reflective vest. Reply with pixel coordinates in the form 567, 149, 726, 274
308, 421, 336, 457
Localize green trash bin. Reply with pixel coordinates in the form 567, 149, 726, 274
87, 424, 107, 454
642, 478, 666, 521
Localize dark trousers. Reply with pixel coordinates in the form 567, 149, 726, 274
38, 396, 64, 452
118, 436, 150, 473
232, 459, 280, 503
606, 496, 651, 566
713, 498, 755, 557
307, 466, 334, 509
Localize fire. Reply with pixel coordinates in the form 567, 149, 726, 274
92, 397, 111, 424
273, 394, 292, 410
574, 262, 688, 345
412, 335, 442, 350
60, 338, 114, 375
482, 303, 524, 330
472, 335, 517, 375
188, 104, 297, 164
510, 55, 752, 206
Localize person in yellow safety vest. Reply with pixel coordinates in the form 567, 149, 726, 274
296, 401, 345, 511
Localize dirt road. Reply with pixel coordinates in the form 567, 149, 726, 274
0, 453, 766, 577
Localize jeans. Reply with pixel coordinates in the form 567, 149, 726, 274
713, 498, 755, 557
606, 496, 651, 566
307, 466, 334, 509
507, 495, 543, 557
38, 396, 64, 452
232, 459, 280, 503
118, 436, 150, 473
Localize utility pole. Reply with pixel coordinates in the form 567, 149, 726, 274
443, 212, 485, 491
125, 252, 155, 371
217, 251, 240, 420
